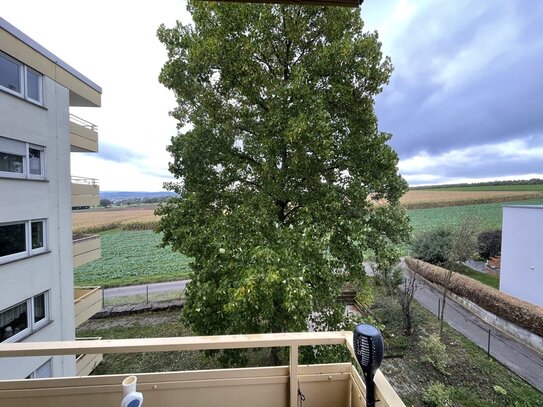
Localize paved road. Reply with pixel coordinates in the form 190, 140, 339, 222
104, 280, 190, 298
406, 266, 543, 392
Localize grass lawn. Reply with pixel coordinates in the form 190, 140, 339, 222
74, 230, 191, 288
369, 284, 543, 406
76, 311, 272, 374
407, 197, 543, 235
452, 264, 500, 289
77, 290, 542, 406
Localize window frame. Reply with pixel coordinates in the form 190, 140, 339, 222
27, 144, 45, 180
24, 66, 43, 104
0, 136, 46, 180
0, 51, 43, 106
29, 219, 47, 255
0, 291, 50, 344
0, 51, 24, 97
0, 221, 28, 263
0, 219, 48, 264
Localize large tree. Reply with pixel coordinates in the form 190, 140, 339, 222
157, 2, 409, 343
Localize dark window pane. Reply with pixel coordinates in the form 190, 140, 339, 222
0, 152, 24, 173
31, 221, 44, 249
26, 70, 41, 102
1, 302, 28, 342
0, 54, 21, 93
29, 149, 42, 175
33, 294, 46, 323
0, 223, 26, 257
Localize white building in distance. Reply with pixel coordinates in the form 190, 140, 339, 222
500, 205, 543, 308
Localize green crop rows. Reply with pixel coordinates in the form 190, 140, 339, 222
423, 184, 543, 192
74, 230, 191, 288
408, 197, 543, 236
74, 197, 543, 287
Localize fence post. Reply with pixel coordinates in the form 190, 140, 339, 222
146, 286, 149, 304
487, 329, 491, 357
437, 298, 441, 320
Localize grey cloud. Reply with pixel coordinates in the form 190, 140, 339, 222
375, 1, 543, 162
98, 142, 145, 163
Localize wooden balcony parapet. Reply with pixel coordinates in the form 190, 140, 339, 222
0, 331, 404, 407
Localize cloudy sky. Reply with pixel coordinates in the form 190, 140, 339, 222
3, 0, 543, 190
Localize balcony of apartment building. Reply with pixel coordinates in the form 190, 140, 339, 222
71, 175, 100, 208
70, 113, 99, 153
73, 233, 101, 267
74, 287, 104, 375
0, 331, 404, 406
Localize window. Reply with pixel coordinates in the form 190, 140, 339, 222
0, 219, 47, 263
0, 292, 49, 343
0, 51, 43, 105
0, 52, 22, 94
25, 68, 42, 103
26, 359, 53, 379
0, 136, 45, 179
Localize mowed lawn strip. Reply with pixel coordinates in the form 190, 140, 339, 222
74, 230, 191, 288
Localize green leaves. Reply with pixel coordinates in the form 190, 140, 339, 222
157, 2, 409, 343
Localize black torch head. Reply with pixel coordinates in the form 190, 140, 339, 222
354, 324, 384, 377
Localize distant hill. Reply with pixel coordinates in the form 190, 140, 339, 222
100, 191, 177, 204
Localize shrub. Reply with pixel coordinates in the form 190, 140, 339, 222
478, 229, 502, 259
410, 227, 453, 265
374, 265, 404, 294
405, 257, 543, 336
422, 382, 452, 407
420, 334, 450, 375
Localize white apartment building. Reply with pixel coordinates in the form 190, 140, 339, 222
0, 17, 102, 379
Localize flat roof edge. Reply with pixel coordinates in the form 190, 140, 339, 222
0, 17, 102, 94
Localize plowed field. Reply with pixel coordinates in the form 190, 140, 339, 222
400, 190, 542, 209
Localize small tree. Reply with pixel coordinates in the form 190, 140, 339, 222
99, 198, 112, 207
411, 227, 453, 266
399, 260, 420, 336
477, 230, 501, 259
438, 216, 481, 338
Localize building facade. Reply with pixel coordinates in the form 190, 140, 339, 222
500, 205, 543, 308
0, 17, 101, 379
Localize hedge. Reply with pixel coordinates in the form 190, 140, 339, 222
405, 257, 543, 337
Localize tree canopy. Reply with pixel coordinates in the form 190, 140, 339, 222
156, 1, 410, 341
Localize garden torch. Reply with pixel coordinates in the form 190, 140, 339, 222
354, 324, 384, 407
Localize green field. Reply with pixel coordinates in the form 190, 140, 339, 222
74, 230, 191, 288
407, 197, 543, 236
422, 184, 543, 192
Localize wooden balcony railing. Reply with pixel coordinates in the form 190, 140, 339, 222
0, 331, 404, 407
70, 114, 98, 152
74, 286, 103, 328
73, 234, 101, 267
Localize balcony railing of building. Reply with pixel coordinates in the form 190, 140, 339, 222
76, 337, 103, 376
74, 286, 103, 328
70, 113, 99, 153
0, 331, 404, 407
73, 234, 102, 267
71, 176, 100, 208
